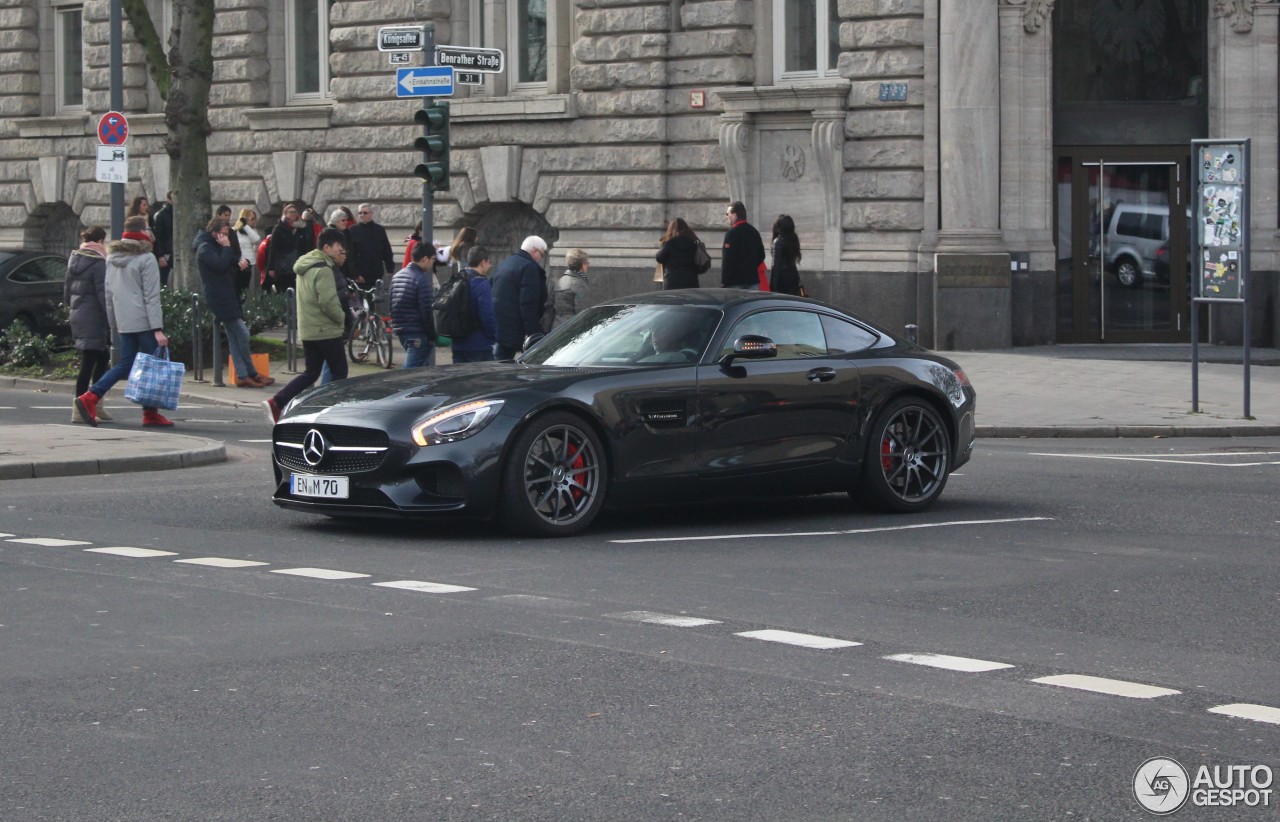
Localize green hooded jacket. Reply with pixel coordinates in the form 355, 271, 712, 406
294, 248, 345, 341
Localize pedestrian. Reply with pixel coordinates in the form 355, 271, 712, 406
769, 214, 803, 295
233, 208, 261, 297
450, 246, 498, 363
551, 248, 590, 328
194, 216, 273, 389
655, 218, 703, 290
74, 215, 173, 428
151, 191, 174, 287
214, 204, 242, 286
128, 195, 151, 226
721, 200, 767, 291
389, 242, 437, 368
402, 221, 422, 271
264, 201, 314, 293
489, 235, 548, 360
261, 228, 350, 423
348, 202, 395, 288
326, 207, 356, 278
447, 226, 477, 272
63, 225, 114, 423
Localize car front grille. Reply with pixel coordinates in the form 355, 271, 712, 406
274, 423, 391, 474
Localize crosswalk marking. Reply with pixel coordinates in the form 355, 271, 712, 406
373, 580, 477, 594
736, 629, 861, 650
174, 557, 269, 568
1208, 703, 1280, 725
608, 611, 722, 627
85, 547, 178, 558
271, 567, 371, 580
1032, 674, 1179, 699
884, 653, 1014, 673
6, 537, 92, 547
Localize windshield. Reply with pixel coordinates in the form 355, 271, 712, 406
521, 304, 723, 367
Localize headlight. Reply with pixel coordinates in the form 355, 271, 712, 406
412, 399, 505, 446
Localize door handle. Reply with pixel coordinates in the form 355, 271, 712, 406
806, 367, 836, 383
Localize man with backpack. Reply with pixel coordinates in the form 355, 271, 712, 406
446, 246, 498, 363
389, 242, 437, 368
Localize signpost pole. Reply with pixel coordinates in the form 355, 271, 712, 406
109, 0, 123, 238
421, 25, 436, 257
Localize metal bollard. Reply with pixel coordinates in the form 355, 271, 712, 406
904, 323, 918, 344
285, 287, 299, 373
211, 320, 224, 387
191, 294, 205, 382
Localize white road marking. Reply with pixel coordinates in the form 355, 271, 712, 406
6, 537, 92, 547
239, 439, 273, 443
884, 653, 1014, 673
86, 547, 178, 558
0, 406, 15, 410
1031, 451, 1280, 468
1208, 703, 1280, 726
611, 517, 1054, 544
0, 533, 15, 538
174, 557, 269, 568
31, 406, 77, 410
736, 629, 861, 650
1032, 674, 1179, 699
608, 611, 722, 627
271, 567, 371, 580
373, 580, 477, 594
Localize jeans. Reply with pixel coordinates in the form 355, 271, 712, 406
222, 318, 258, 379
90, 330, 159, 411
400, 335, 434, 368
273, 337, 347, 408
452, 348, 495, 363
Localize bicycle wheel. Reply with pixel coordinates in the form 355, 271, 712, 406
347, 317, 372, 363
372, 317, 393, 369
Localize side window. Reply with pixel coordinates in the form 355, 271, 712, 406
1115, 211, 1143, 238
8, 259, 60, 284
820, 314, 879, 354
720, 310, 826, 360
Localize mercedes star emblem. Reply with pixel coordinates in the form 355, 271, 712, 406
302, 429, 328, 467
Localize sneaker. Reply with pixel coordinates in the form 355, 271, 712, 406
262, 398, 280, 424
74, 391, 99, 427
142, 410, 175, 427
236, 377, 264, 388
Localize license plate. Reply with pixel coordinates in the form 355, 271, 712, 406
290, 474, 349, 499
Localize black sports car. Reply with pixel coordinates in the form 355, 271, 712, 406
271, 290, 976, 536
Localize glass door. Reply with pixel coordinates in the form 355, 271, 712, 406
1056, 148, 1193, 343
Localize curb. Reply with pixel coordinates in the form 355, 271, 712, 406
0, 440, 226, 481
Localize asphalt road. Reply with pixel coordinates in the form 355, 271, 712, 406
2, 387, 1278, 820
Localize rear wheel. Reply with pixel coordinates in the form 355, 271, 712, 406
1114, 257, 1142, 288
500, 412, 607, 537
372, 317, 393, 369
856, 396, 950, 513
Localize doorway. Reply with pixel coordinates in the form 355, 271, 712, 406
1055, 146, 1197, 343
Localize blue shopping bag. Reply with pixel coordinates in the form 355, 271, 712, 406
124, 347, 184, 410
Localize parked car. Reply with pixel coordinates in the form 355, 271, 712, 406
270, 289, 977, 536
0, 250, 69, 336
1104, 203, 1189, 288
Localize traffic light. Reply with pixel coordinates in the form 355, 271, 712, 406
413, 100, 450, 192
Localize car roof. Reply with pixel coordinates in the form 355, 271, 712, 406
601, 288, 820, 309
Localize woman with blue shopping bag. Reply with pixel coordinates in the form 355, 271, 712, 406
75, 215, 176, 428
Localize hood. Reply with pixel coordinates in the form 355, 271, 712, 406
191, 229, 213, 252
283, 361, 624, 419
294, 248, 330, 275
67, 249, 103, 275
106, 238, 152, 258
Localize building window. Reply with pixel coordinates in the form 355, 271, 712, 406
287, 0, 330, 102
774, 0, 839, 81
511, 0, 548, 87
55, 5, 84, 111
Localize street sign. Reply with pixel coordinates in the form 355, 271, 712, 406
95, 144, 128, 183
456, 71, 483, 85
435, 46, 504, 74
389, 52, 412, 65
97, 111, 129, 145
396, 66, 454, 97
378, 25, 426, 52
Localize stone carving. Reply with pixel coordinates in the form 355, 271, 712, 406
810, 115, 844, 232
1213, 0, 1279, 33
718, 117, 751, 206
1001, 0, 1055, 34
780, 145, 805, 181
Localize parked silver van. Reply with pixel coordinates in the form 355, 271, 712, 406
1103, 202, 1189, 288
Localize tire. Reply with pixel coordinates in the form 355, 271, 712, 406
347, 318, 371, 363
372, 319, 393, 369
499, 412, 608, 537
1115, 257, 1141, 288
856, 396, 951, 513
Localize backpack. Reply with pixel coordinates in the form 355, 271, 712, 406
693, 239, 713, 274
433, 270, 478, 337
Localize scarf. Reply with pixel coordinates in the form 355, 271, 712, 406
78, 241, 107, 258
121, 231, 151, 242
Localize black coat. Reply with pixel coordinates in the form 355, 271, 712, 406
389, 263, 436, 339
490, 249, 546, 350
193, 229, 244, 321
656, 235, 700, 289
348, 220, 395, 285
63, 249, 110, 350
720, 220, 766, 287
770, 236, 801, 295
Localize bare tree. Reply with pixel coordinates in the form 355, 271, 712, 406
121, 0, 214, 292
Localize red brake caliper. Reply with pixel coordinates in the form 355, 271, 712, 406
565, 441, 586, 501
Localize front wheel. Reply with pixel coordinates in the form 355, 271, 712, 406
1115, 258, 1142, 288
856, 397, 951, 513
370, 318, 393, 369
500, 412, 608, 537
347, 318, 371, 363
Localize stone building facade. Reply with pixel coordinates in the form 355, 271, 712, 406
1, 0, 1276, 348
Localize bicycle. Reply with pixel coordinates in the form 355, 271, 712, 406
345, 280, 394, 369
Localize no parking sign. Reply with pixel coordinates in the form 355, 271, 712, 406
97, 111, 129, 145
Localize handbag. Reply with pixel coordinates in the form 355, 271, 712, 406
693, 240, 713, 274
125, 347, 184, 410
653, 262, 665, 284
798, 282, 810, 298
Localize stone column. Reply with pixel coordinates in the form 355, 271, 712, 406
936, 0, 1001, 251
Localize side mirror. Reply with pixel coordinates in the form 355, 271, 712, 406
515, 332, 547, 363
720, 334, 777, 368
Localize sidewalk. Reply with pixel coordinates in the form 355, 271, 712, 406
2, 343, 1278, 481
